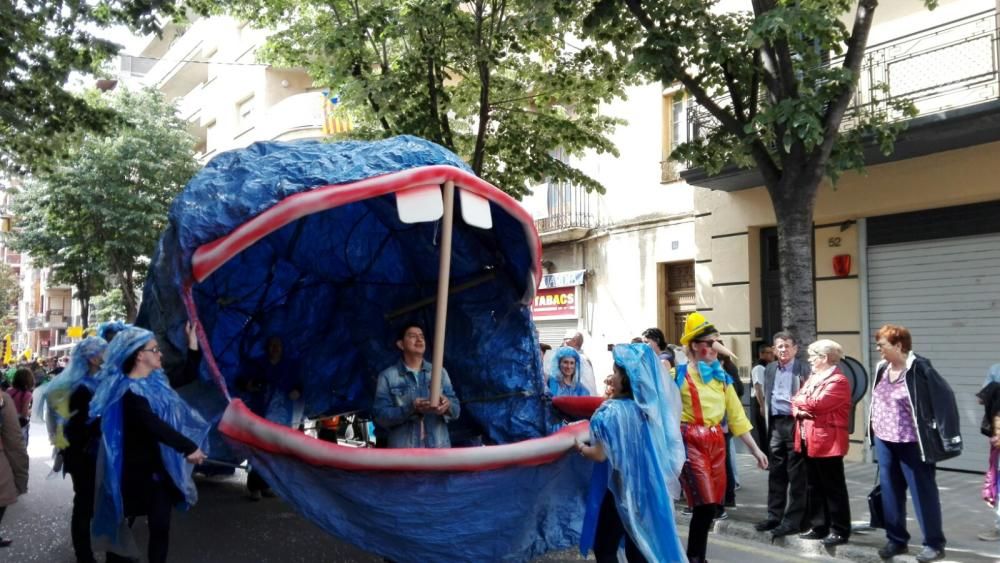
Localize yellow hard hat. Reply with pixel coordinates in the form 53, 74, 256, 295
679, 312, 717, 346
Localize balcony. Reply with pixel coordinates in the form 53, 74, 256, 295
534, 183, 596, 244
681, 10, 1000, 191
261, 91, 326, 141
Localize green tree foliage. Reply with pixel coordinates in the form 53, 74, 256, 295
9, 88, 199, 324
0, 0, 186, 172
583, 0, 935, 344
0, 264, 22, 334
222, 0, 631, 198
91, 288, 127, 325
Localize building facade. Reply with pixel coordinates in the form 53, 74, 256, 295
678, 0, 1000, 469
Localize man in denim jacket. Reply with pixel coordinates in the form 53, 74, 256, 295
373, 324, 460, 448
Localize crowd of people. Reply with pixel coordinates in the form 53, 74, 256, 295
0, 312, 990, 563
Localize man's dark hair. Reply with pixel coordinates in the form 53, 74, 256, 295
641, 327, 668, 350
772, 331, 798, 345
397, 322, 426, 342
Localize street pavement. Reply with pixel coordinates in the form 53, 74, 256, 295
4, 421, 839, 562
708, 452, 1000, 563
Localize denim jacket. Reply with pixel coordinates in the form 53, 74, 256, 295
372, 359, 460, 448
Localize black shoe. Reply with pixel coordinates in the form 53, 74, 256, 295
798, 528, 829, 540
714, 509, 728, 521
914, 546, 945, 562
755, 519, 780, 532
878, 542, 908, 560
770, 524, 799, 538
822, 534, 849, 547
0, 538, 11, 548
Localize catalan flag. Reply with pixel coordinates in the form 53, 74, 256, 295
322, 92, 352, 135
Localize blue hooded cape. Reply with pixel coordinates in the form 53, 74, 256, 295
42, 336, 108, 450
580, 343, 687, 562
89, 327, 210, 555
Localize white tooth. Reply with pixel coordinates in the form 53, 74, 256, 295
396, 184, 444, 223
459, 188, 493, 229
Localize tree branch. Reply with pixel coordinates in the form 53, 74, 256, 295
811, 0, 877, 175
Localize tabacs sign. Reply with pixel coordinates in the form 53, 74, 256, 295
531, 286, 578, 319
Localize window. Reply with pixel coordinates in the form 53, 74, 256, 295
670, 94, 688, 152
236, 95, 255, 131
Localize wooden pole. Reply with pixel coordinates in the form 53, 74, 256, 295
429, 180, 455, 405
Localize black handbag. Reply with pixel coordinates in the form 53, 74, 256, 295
868, 468, 885, 529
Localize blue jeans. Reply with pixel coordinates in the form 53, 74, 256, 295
874, 437, 945, 549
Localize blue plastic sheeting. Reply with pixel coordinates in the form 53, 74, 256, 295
233, 440, 592, 562
89, 327, 211, 556
137, 136, 547, 445
579, 344, 686, 562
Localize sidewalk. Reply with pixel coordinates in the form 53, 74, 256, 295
680, 453, 1000, 563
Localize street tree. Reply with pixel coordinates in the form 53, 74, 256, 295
9, 88, 199, 323
0, 0, 189, 172
582, 0, 935, 345
223, 0, 631, 197
0, 264, 22, 334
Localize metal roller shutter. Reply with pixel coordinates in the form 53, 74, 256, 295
868, 232, 1000, 472
536, 319, 578, 348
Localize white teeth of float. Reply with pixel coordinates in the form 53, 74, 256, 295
459, 189, 492, 229
396, 183, 492, 229
396, 184, 444, 223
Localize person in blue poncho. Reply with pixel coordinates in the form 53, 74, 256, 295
575, 343, 688, 562
548, 346, 590, 398
44, 336, 108, 563
90, 327, 209, 563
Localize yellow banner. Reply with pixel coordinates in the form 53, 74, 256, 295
67, 326, 84, 338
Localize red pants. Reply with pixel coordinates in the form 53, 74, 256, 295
680, 423, 726, 507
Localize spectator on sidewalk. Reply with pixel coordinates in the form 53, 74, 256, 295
7, 368, 34, 447
750, 344, 774, 452
576, 343, 686, 562
793, 339, 852, 547
719, 346, 743, 515
869, 324, 961, 563
641, 327, 675, 370
977, 364, 1000, 542
675, 313, 768, 563
0, 389, 29, 548
756, 331, 810, 538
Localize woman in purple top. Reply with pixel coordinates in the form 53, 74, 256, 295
869, 324, 959, 563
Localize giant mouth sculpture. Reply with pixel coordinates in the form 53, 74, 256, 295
137, 136, 593, 561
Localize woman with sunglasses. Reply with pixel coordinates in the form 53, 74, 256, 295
676, 313, 768, 563
90, 327, 209, 563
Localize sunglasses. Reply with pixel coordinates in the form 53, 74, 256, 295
693, 339, 719, 346
140, 346, 161, 354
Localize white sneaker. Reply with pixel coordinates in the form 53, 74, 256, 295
978, 528, 1000, 541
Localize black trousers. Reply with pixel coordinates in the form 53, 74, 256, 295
724, 434, 736, 505
69, 463, 97, 563
247, 468, 270, 493
803, 451, 851, 537
687, 504, 717, 562
593, 490, 646, 563
106, 478, 175, 563
766, 416, 807, 528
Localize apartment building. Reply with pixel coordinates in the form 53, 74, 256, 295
675, 0, 1000, 470
126, 15, 334, 162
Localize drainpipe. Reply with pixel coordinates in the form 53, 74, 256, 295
858, 217, 872, 464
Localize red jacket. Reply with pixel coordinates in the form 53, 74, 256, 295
792, 367, 851, 458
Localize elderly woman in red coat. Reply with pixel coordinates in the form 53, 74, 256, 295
792, 339, 852, 547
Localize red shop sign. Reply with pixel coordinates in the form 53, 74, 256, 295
531, 286, 578, 319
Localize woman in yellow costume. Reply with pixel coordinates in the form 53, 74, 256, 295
675, 313, 768, 563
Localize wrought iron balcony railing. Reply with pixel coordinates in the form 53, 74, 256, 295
687, 10, 999, 145
534, 182, 596, 234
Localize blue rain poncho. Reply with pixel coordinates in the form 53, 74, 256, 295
97, 321, 130, 342
89, 327, 210, 555
580, 343, 687, 562
548, 347, 589, 398
42, 336, 108, 450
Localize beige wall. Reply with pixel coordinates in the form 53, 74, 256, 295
540, 218, 695, 381
694, 141, 1000, 452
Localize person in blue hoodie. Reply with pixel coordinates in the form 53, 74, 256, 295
89, 327, 210, 563
576, 343, 687, 562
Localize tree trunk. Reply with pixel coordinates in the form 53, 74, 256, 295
770, 175, 820, 347
119, 270, 138, 323
79, 295, 90, 329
